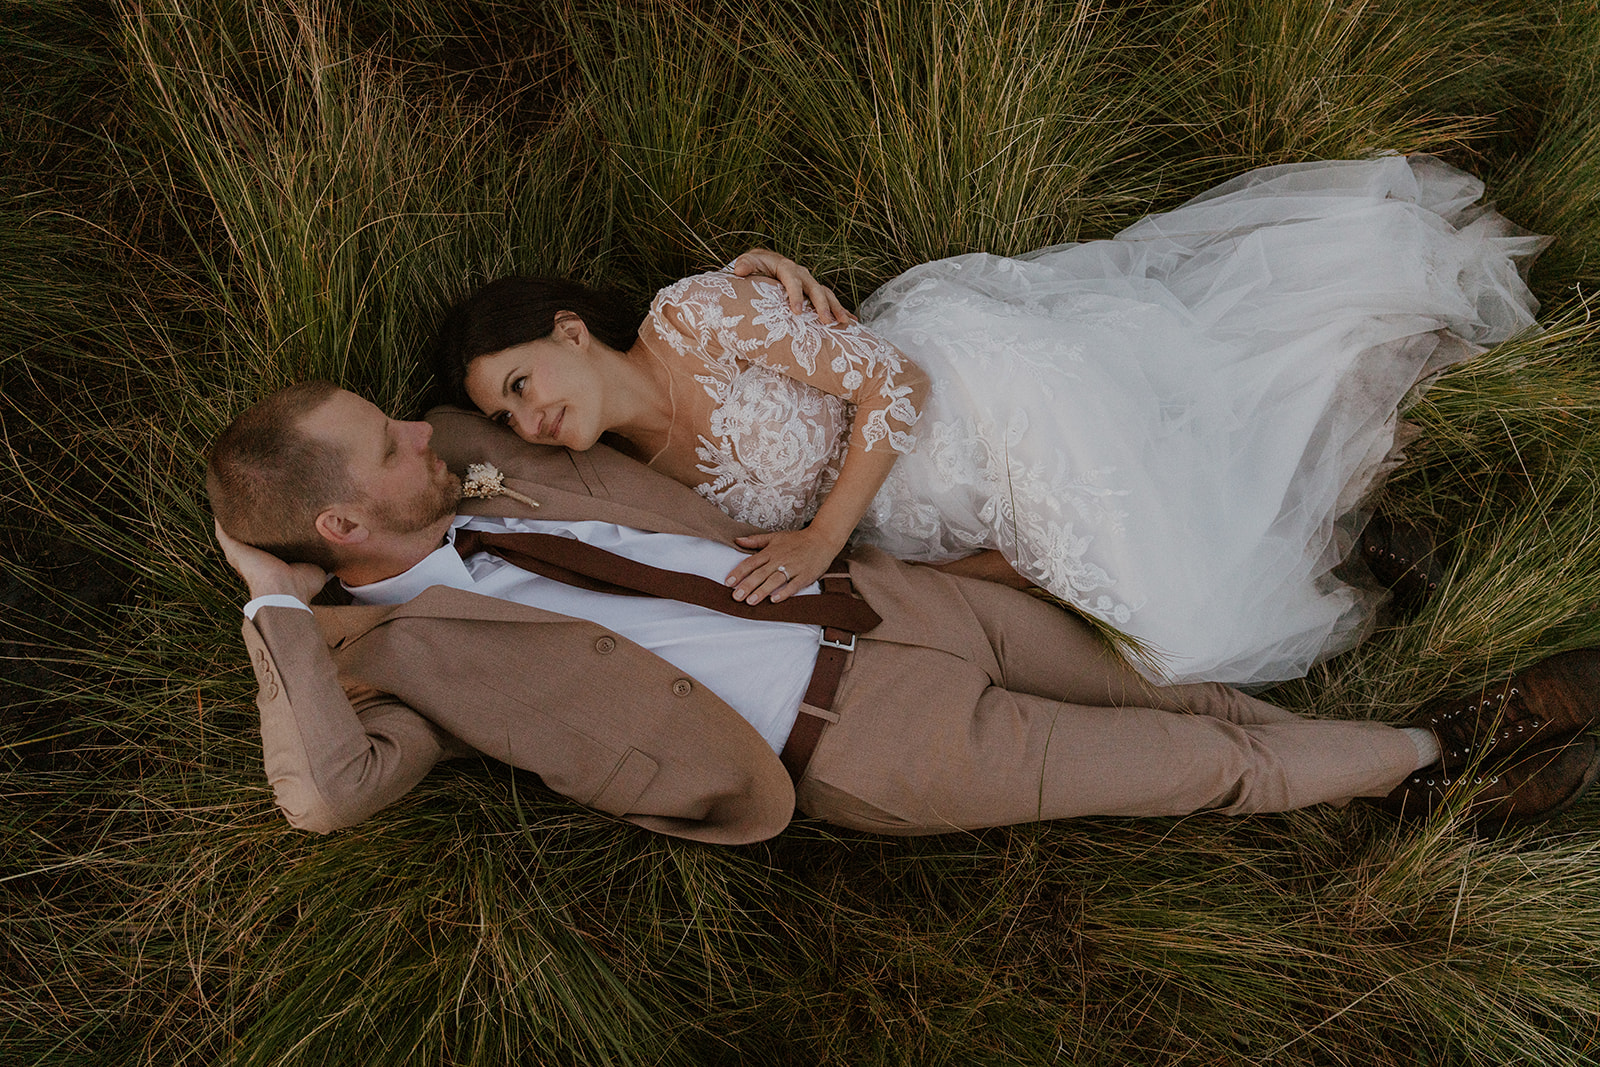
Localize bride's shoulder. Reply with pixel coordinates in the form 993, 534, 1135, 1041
652, 269, 778, 311
648, 271, 788, 345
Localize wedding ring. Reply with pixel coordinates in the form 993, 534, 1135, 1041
776, 565, 790, 581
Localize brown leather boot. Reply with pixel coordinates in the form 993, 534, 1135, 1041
1376, 735, 1600, 826
1360, 512, 1445, 616
1413, 648, 1600, 770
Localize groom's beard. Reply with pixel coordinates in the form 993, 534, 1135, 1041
368, 471, 462, 536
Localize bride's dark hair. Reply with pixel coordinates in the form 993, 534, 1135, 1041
426, 277, 643, 412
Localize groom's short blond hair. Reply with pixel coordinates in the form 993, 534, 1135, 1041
206, 380, 353, 570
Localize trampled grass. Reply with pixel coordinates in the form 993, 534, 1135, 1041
7, 0, 1600, 1063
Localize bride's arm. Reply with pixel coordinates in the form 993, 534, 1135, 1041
727, 435, 903, 605
648, 272, 929, 604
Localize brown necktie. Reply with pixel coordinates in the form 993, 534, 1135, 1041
452, 527, 881, 633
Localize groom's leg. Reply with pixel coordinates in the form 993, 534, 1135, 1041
802, 639, 1418, 833
950, 575, 1302, 725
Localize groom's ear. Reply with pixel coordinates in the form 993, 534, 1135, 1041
314, 507, 369, 548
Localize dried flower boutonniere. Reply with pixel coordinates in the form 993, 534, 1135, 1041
460, 462, 540, 508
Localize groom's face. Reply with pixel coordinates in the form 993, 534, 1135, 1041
300, 390, 461, 537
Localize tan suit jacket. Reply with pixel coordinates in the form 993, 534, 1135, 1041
244, 407, 997, 844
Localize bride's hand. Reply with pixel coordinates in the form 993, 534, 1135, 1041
730, 248, 856, 326
726, 526, 847, 605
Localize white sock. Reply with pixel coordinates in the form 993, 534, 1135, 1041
1404, 727, 1441, 770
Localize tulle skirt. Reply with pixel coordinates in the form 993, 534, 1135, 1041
855, 154, 1547, 685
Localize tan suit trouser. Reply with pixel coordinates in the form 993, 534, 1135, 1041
798, 576, 1418, 834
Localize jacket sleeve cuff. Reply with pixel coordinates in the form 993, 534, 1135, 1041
244, 593, 314, 620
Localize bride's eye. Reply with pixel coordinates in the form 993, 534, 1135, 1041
511, 375, 527, 396
492, 411, 511, 427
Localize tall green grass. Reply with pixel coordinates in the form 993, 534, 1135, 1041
749, 0, 1156, 269
1494, 0, 1600, 297
1151, 0, 1528, 169
8, 0, 1600, 1063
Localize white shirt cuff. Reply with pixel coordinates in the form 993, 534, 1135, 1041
244, 593, 314, 620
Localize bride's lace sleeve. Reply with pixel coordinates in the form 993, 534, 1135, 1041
648, 271, 926, 453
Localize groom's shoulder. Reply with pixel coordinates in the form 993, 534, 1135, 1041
422, 405, 727, 524
425, 405, 640, 480
422, 404, 581, 471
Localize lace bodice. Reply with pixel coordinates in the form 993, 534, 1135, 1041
638, 272, 923, 529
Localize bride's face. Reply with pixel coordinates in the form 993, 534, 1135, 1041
464, 335, 606, 451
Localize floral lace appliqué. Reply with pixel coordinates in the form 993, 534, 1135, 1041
648, 273, 922, 529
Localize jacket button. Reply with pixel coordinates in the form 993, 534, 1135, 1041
594, 635, 617, 654
671, 678, 693, 697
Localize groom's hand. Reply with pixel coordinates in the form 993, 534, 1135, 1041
214, 520, 328, 605
730, 248, 857, 326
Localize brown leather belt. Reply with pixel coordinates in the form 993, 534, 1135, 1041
778, 559, 862, 784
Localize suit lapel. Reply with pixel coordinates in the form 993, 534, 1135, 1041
455, 479, 725, 540
314, 584, 577, 648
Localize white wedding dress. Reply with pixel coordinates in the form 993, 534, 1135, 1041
640, 155, 1546, 686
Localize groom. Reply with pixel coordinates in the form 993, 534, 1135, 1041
207, 383, 1600, 842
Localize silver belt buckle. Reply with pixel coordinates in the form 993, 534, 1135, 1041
819, 631, 856, 652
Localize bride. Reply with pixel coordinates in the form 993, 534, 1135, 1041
428, 154, 1546, 686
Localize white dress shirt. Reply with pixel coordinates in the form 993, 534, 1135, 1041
245, 516, 820, 753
